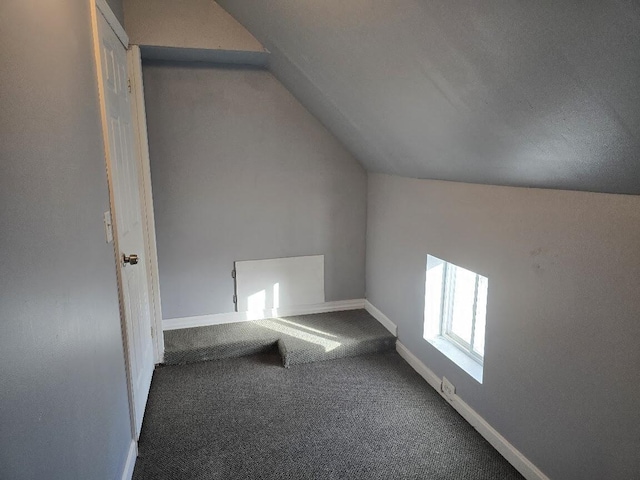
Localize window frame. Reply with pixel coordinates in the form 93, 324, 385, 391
439, 263, 484, 365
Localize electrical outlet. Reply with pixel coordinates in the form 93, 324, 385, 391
441, 377, 456, 402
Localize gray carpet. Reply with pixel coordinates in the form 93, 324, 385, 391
163, 309, 396, 367
133, 351, 524, 480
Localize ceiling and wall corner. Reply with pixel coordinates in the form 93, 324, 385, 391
123, 0, 268, 64
217, 0, 640, 194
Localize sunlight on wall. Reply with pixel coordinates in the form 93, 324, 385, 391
235, 255, 325, 312
246, 283, 283, 319
424, 259, 445, 339
273, 282, 280, 309
247, 289, 266, 319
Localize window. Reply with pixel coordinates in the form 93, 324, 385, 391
424, 255, 488, 382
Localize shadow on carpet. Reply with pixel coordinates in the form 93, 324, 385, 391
163, 309, 396, 367
133, 351, 524, 480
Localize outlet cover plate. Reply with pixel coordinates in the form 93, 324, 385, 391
441, 377, 456, 401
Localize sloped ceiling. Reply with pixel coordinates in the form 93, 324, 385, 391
217, 0, 640, 194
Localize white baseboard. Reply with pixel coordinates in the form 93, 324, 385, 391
120, 440, 137, 480
396, 342, 549, 480
364, 300, 398, 336
163, 299, 366, 331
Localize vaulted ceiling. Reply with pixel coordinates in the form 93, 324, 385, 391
217, 0, 640, 194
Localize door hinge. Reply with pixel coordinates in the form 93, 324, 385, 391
233, 294, 237, 304
127, 78, 132, 93
231, 269, 236, 279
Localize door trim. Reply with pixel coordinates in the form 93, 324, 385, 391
128, 45, 165, 363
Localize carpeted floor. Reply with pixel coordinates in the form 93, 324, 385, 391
133, 350, 524, 480
163, 309, 396, 367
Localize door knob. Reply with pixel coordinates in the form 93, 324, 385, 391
123, 253, 139, 265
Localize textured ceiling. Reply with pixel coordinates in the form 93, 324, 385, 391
217, 0, 640, 194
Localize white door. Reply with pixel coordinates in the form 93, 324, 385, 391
95, 9, 155, 437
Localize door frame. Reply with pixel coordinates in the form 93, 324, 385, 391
127, 45, 165, 364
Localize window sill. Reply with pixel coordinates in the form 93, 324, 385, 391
426, 336, 483, 383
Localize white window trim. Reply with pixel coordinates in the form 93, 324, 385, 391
423, 255, 487, 384
440, 263, 484, 365
428, 336, 483, 383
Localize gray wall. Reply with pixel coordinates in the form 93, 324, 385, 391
218, 0, 640, 194
143, 62, 367, 319
0, 1, 132, 479
366, 173, 640, 479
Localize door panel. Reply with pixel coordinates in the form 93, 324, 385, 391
96, 10, 154, 438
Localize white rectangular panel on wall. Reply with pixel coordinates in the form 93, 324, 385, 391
234, 255, 325, 313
